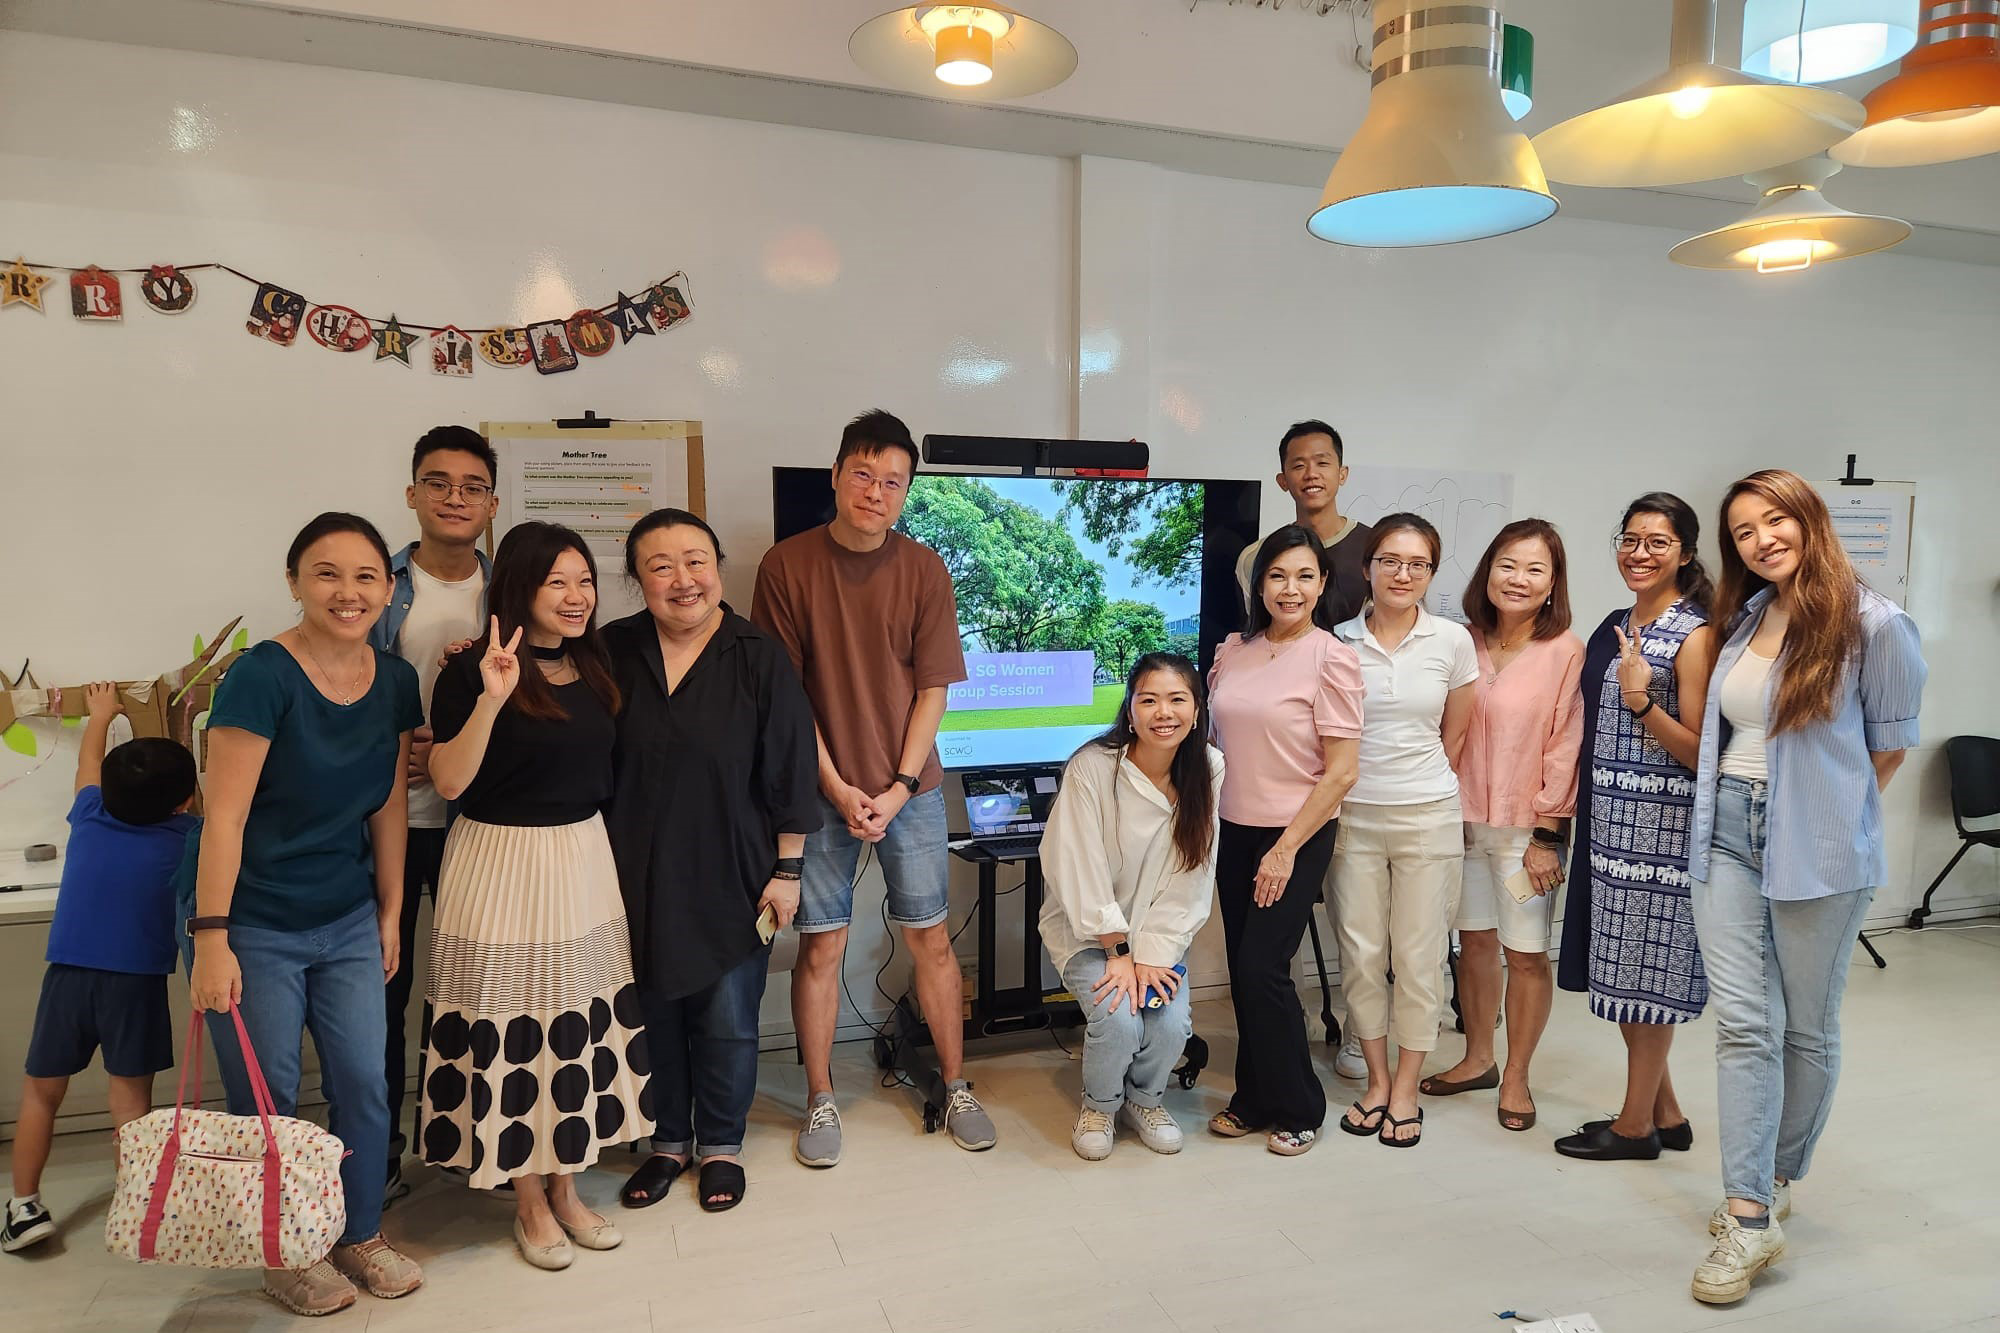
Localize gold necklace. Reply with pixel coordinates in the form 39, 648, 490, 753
297, 627, 369, 705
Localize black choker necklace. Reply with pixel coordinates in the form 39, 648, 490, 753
530, 644, 569, 661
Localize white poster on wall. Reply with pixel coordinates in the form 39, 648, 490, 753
1815, 480, 1914, 608
1341, 466, 1514, 622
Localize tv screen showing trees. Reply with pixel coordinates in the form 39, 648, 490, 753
769, 468, 1259, 769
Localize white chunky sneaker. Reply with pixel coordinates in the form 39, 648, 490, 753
1119, 1102, 1184, 1155
1333, 1035, 1367, 1081
1709, 1181, 1790, 1236
1071, 1106, 1115, 1161
1691, 1214, 1785, 1305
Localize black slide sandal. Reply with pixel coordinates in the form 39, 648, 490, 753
1339, 1102, 1388, 1137
620, 1154, 684, 1209
698, 1160, 747, 1213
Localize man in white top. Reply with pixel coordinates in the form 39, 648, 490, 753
368, 424, 497, 1200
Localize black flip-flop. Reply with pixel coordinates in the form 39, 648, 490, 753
698, 1159, 747, 1213
1378, 1107, 1424, 1148
1338, 1102, 1388, 1137
620, 1154, 684, 1209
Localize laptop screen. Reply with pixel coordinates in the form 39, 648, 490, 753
963, 775, 1039, 837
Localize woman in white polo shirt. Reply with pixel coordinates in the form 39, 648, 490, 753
1331, 513, 1478, 1148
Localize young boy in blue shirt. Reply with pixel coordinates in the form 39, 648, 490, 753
4, 683, 199, 1254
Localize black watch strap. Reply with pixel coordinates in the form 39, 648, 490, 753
894, 772, 921, 794
1531, 827, 1565, 847
1108, 940, 1131, 958
186, 915, 230, 934
1628, 696, 1655, 720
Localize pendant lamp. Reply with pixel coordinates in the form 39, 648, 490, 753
1741, 0, 1921, 83
1308, 1, 1557, 248
1668, 156, 1911, 271
1501, 24, 1535, 119
849, 5, 1077, 99
1533, 0, 1865, 186
1832, 0, 2000, 165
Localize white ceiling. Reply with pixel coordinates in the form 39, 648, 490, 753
9, 0, 2000, 260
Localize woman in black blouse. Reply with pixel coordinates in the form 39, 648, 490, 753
418, 522, 652, 1272
604, 509, 819, 1214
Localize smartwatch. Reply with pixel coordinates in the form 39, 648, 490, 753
1108, 940, 1131, 958
892, 772, 921, 795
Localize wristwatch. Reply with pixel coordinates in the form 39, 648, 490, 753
892, 772, 921, 795
1530, 827, 1566, 848
1108, 940, 1131, 958
185, 915, 230, 935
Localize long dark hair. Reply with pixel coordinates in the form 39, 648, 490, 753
1245, 525, 1337, 637
286, 512, 391, 576
1089, 653, 1216, 873
1463, 518, 1572, 640
1619, 492, 1714, 613
476, 522, 620, 721
1712, 469, 1861, 734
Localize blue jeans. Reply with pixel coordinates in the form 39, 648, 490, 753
642, 947, 769, 1159
197, 899, 390, 1245
1058, 949, 1193, 1113
1691, 777, 1874, 1208
797, 787, 950, 932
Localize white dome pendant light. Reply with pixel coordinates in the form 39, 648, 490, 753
1533, 0, 1865, 186
849, 5, 1077, 100
1668, 156, 1912, 271
1741, 0, 1921, 84
1308, 1, 1558, 248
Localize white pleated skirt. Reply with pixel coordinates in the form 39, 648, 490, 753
417, 813, 654, 1189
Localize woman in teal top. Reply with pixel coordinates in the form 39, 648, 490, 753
186, 513, 426, 1318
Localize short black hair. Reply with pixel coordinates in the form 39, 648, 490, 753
1278, 420, 1344, 465
834, 409, 920, 477
624, 507, 724, 580
412, 425, 498, 484
101, 738, 197, 825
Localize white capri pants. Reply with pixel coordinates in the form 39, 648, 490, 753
1452, 822, 1559, 955
1330, 796, 1463, 1054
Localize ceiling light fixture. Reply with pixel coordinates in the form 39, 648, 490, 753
1532, 0, 1865, 186
849, 5, 1077, 100
1668, 156, 1911, 271
1832, 0, 2000, 164
1308, 1, 1558, 247
1741, 0, 1921, 84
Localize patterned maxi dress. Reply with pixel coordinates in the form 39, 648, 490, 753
1554, 598, 1710, 1024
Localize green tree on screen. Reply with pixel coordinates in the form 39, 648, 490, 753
1090, 599, 1168, 683
1055, 481, 1203, 591
900, 478, 1107, 652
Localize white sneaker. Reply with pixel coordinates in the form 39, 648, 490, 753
1692, 1214, 1785, 1305
1071, 1106, 1115, 1161
1119, 1102, 1184, 1155
1709, 1181, 1791, 1236
1334, 1035, 1367, 1080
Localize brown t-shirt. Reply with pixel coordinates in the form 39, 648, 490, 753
751, 526, 967, 796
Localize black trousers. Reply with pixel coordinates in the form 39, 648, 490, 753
386, 825, 448, 1157
1217, 818, 1337, 1134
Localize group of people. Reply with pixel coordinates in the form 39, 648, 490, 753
4, 413, 1925, 1316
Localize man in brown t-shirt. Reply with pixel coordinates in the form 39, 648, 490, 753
752, 409, 995, 1164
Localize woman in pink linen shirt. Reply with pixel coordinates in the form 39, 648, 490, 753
1422, 520, 1583, 1133
1205, 525, 1364, 1157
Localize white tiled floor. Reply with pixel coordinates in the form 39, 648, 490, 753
11, 923, 2000, 1332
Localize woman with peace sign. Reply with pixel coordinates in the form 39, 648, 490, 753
1553, 493, 1716, 1163
418, 522, 653, 1272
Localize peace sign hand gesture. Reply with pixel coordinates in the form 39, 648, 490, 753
1612, 624, 1653, 704
479, 616, 525, 702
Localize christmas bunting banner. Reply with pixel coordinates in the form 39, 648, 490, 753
0, 256, 693, 378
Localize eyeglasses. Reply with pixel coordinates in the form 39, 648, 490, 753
844, 468, 906, 497
419, 478, 493, 503
1372, 556, 1435, 577
1613, 534, 1681, 557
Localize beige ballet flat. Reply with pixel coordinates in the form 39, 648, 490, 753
556, 1213, 623, 1251
513, 1216, 574, 1271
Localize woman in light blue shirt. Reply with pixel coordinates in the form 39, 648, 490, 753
1684, 469, 1926, 1307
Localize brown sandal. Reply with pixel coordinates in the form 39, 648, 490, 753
1419, 1065, 1498, 1097
1498, 1103, 1537, 1131
1208, 1109, 1261, 1138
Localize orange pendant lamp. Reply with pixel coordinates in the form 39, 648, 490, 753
1833, 0, 2000, 164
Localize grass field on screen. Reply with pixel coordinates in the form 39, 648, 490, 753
941, 684, 1124, 732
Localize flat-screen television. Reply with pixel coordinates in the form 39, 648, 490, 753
771, 468, 1261, 770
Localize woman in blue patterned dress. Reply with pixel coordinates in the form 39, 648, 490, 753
1553, 493, 1716, 1162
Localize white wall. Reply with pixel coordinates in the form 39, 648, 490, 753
2, 33, 1995, 1110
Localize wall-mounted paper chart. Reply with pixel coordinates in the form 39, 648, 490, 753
1815, 480, 1914, 608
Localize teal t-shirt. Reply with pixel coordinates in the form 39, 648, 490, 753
207, 639, 423, 931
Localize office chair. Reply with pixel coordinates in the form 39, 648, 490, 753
1907, 735, 2000, 931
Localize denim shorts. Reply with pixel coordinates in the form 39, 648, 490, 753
797, 786, 950, 933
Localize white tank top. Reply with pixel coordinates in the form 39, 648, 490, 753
1718, 649, 1776, 782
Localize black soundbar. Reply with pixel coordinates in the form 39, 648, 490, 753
921, 435, 1149, 473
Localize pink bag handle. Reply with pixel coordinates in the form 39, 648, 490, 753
139, 1003, 285, 1268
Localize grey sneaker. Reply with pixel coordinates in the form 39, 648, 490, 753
1120, 1102, 1184, 1154
1333, 1035, 1367, 1080
263, 1261, 359, 1317
943, 1080, 997, 1151
795, 1092, 843, 1168
1709, 1182, 1791, 1236
327, 1235, 423, 1298
1071, 1105, 1114, 1161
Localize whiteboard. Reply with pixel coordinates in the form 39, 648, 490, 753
1340, 465, 1515, 622
1815, 480, 1914, 608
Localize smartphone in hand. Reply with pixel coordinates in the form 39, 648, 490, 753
755, 903, 779, 944
1141, 963, 1188, 1010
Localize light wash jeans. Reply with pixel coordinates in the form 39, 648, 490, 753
1059, 948, 1193, 1113
1690, 777, 1874, 1208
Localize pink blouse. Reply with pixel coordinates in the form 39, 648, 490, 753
1454, 629, 1585, 828
1208, 628, 1365, 828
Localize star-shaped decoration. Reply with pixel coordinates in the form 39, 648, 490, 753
1, 257, 53, 312
374, 313, 414, 366
610, 290, 656, 344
